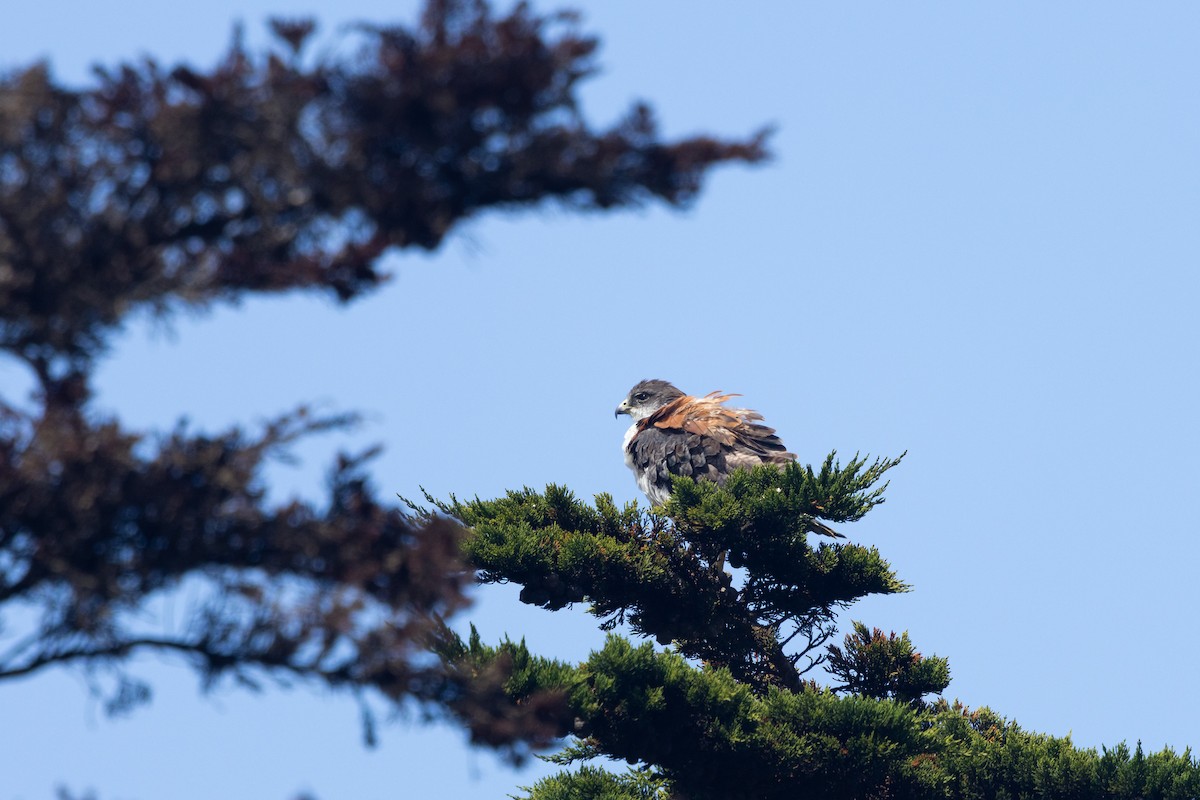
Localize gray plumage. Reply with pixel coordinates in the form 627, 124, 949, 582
615, 379, 842, 538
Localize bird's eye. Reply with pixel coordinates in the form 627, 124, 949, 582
633, 392, 649, 403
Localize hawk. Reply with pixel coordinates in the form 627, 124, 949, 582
615, 379, 842, 538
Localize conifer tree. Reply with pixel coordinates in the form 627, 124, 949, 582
0, 0, 765, 759
4, 1, 1200, 797
417, 460, 1200, 799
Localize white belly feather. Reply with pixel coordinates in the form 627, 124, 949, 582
621, 422, 638, 473
623, 422, 663, 504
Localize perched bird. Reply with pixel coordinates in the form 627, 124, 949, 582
615, 379, 842, 537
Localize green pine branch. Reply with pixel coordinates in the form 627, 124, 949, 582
444, 631, 1200, 800
664, 451, 905, 526
517, 765, 670, 800
421, 465, 907, 691
424, 484, 775, 687
826, 621, 951, 707
414, 446, 1200, 799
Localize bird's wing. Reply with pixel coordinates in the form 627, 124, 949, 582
654, 392, 794, 464
627, 422, 727, 505
630, 393, 843, 537
628, 394, 795, 499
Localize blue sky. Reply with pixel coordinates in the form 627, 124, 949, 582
3, 2, 1199, 798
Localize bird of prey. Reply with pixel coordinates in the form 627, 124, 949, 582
615, 379, 842, 538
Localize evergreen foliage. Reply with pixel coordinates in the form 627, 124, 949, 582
423, 458, 913, 693
826, 622, 951, 707
426, 465, 1200, 799
521, 764, 671, 800
3, 1, 1197, 796
0, 0, 765, 766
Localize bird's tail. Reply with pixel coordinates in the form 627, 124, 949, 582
807, 518, 844, 539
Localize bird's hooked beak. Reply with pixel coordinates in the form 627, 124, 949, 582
615, 399, 631, 419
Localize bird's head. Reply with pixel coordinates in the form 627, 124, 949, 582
615, 379, 685, 421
